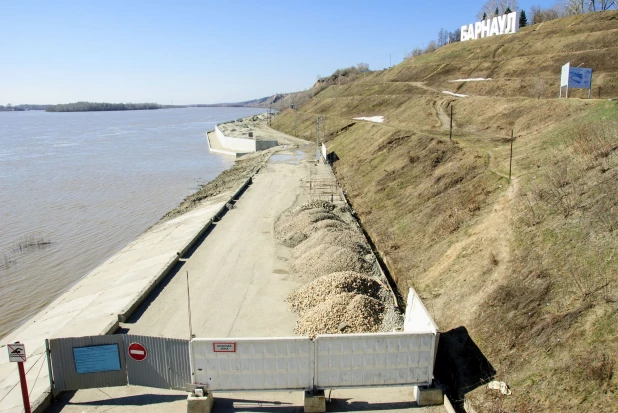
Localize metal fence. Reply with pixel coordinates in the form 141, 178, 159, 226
48, 289, 438, 395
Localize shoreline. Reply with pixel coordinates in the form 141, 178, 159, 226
0, 114, 280, 413
0, 108, 268, 340
0, 150, 278, 413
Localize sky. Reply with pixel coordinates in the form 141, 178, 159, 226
0, 0, 557, 105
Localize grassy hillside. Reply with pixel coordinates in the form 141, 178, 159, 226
272, 10, 618, 412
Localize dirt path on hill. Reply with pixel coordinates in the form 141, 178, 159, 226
433, 99, 455, 130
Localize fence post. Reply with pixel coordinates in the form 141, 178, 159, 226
18, 361, 31, 413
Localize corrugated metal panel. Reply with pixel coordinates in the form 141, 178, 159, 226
315, 332, 435, 388
49, 335, 127, 392
123, 335, 190, 390
192, 337, 314, 391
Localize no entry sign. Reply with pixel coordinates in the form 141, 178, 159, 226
128, 342, 147, 361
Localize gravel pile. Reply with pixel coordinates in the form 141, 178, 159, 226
293, 244, 373, 279
276, 200, 404, 336
275, 208, 347, 248
294, 293, 385, 337
292, 228, 370, 259
293, 200, 336, 214
286, 271, 383, 314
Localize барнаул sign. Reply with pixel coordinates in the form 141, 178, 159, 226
461, 12, 519, 42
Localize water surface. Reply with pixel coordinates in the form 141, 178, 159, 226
0, 107, 265, 338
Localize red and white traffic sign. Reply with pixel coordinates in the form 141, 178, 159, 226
128, 342, 147, 361
8, 343, 26, 362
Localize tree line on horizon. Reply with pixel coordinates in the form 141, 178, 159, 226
0, 104, 49, 111
46, 102, 161, 112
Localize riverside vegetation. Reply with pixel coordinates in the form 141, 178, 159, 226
269, 10, 618, 412
45, 101, 161, 112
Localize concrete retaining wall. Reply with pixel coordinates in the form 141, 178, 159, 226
214, 125, 256, 153
214, 125, 278, 154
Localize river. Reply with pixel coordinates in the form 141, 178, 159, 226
0, 107, 265, 338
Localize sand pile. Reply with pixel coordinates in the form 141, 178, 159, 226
294, 293, 385, 337
293, 244, 373, 279
286, 271, 383, 313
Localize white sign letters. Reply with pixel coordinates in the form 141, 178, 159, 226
461, 12, 519, 41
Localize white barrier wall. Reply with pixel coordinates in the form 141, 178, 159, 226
214, 125, 257, 153
315, 332, 435, 388
404, 288, 439, 334
192, 324, 439, 391
192, 337, 314, 391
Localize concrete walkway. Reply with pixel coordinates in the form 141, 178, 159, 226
120, 149, 309, 339
46, 147, 444, 412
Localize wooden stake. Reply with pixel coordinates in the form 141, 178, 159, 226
449, 105, 453, 141
509, 130, 514, 182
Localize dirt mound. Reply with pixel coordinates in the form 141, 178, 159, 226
294, 293, 384, 337
293, 244, 373, 279
286, 271, 382, 313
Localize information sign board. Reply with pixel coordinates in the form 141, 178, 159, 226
213, 342, 236, 352
73, 344, 121, 374
560, 62, 593, 98
568, 67, 592, 89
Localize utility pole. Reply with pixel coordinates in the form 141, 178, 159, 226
316, 117, 320, 162
390, 53, 392, 68
186, 271, 194, 340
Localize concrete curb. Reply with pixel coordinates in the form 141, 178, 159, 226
117, 255, 180, 322
32, 391, 52, 413
178, 220, 213, 258
443, 394, 457, 413
337, 185, 402, 311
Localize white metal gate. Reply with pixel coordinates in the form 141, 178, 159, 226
191, 334, 436, 391
123, 335, 190, 390
314, 333, 435, 388
192, 337, 314, 391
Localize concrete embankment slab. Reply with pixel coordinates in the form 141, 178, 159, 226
0, 185, 250, 412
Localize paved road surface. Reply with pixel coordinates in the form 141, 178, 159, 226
47, 146, 444, 412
